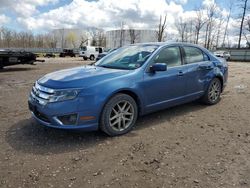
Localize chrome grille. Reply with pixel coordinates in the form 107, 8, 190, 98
30, 82, 55, 105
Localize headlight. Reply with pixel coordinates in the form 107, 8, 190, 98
49, 89, 80, 102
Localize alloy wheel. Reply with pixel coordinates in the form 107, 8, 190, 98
208, 80, 221, 102
109, 100, 134, 131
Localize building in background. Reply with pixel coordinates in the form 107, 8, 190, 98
106, 29, 157, 49
50, 28, 158, 49
51, 29, 89, 49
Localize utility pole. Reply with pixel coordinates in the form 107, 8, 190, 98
238, 0, 248, 48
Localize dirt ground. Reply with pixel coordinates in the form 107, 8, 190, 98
0, 57, 250, 188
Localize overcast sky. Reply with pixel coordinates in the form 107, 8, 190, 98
0, 0, 249, 45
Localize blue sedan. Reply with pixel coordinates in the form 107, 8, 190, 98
28, 42, 228, 136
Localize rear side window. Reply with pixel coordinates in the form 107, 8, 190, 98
153, 46, 182, 68
183, 46, 207, 64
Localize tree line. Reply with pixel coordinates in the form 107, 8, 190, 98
0, 0, 249, 49
155, 0, 249, 49
0, 27, 57, 48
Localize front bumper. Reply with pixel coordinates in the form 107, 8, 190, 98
28, 96, 99, 131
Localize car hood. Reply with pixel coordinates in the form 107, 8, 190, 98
38, 65, 130, 89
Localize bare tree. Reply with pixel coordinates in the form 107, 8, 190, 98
194, 8, 207, 44
79, 35, 88, 48
79, 35, 88, 47
128, 27, 139, 44
238, 0, 249, 48
215, 14, 224, 48
0, 28, 2, 48
244, 16, 250, 47
156, 15, 167, 42
59, 28, 65, 49
36, 34, 44, 48
89, 28, 106, 47
97, 30, 106, 47
187, 19, 195, 43
204, 3, 217, 49
43, 33, 57, 48
2, 28, 12, 48
175, 17, 188, 42
222, 0, 234, 47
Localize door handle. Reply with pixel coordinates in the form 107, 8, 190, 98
178, 71, 184, 76
198, 65, 213, 70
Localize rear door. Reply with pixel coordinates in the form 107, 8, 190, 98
182, 46, 213, 96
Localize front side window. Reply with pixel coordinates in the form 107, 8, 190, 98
96, 45, 159, 70
183, 46, 206, 64
152, 46, 182, 68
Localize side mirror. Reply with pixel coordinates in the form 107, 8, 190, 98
150, 63, 167, 72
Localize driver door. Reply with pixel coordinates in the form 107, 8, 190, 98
141, 46, 187, 113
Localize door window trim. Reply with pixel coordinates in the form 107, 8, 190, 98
181, 45, 210, 65
145, 45, 184, 72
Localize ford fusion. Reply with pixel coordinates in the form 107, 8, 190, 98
28, 42, 228, 136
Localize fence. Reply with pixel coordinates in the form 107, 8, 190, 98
1, 48, 80, 54
217, 48, 250, 62
3, 47, 250, 61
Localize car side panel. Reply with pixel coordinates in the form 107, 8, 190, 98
184, 61, 215, 96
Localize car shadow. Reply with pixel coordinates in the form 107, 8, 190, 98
0, 66, 36, 72
135, 101, 206, 131
5, 101, 207, 155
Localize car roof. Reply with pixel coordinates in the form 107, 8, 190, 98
215, 50, 228, 53
129, 41, 205, 48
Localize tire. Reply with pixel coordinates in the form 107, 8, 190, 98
202, 78, 222, 105
90, 55, 95, 61
100, 94, 138, 136
83, 57, 88, 60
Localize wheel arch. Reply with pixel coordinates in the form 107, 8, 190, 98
214, 73, 224, 92
100, 89, 143, 117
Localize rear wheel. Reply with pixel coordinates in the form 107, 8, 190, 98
202, 78, 222, 105
83, 57, 88, 60
100, 94, 138, 136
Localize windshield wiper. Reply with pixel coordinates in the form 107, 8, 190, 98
98, 65, 126, 70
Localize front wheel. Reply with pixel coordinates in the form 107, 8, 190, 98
89, 55, 95, 61
100, 94, 138, 136
202, 78, 222, 105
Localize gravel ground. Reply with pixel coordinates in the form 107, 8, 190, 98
0, 58, 250, 188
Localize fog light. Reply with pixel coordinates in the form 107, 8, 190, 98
57, 114, 77, 125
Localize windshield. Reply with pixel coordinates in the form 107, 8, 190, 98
80, 46, 87, 51
96, 45, 159, 70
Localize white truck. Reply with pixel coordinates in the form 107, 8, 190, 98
79, 46, 104, 60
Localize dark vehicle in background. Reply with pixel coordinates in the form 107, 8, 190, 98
59, 49, 75, 57
96, 48, 117, 61
44, 53, 56, 58
0, 49, 44, 69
